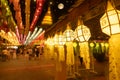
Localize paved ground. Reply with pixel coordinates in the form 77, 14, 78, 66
0, 55, 55, 80
0, 55, 108, 80
78, 60, 108, 80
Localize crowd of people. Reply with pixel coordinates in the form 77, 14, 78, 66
0, 46, 43, 61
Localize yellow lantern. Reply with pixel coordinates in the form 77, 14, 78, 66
45, 37, 55, 60
54, 34, 59, 45
75, 17, 91, 69
100, 1, 120, 36
63, 24, 74, 66
90, 42, 95, 48
100, 1, 120, 80
63, 23, 74, 65
58, 32, 66, 62
63, 23, 75, 76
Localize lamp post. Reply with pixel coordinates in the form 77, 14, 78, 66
75, 17, 91, 70
100, 1, 120, 80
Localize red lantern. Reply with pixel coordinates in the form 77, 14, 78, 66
30, 0, 45, 31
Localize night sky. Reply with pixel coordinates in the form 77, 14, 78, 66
8, 0, 77, 28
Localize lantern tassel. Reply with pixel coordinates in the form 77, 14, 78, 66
66, 42, 74, 65
58, 46, 65, 62
109, 34, 120, 80
79, 42, 90, 69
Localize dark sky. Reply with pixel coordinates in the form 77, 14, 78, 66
8, 0, 77, 28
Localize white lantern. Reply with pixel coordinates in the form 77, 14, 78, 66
54, 34, 59, 45
100, 1, 120, 80
58, 32, 66, 45
58, 32, 66, 62
100, 1, 120, 36
63, 23, 75, 76
75, 17, 91, 69
63, 24, 74, 42
75, 18, 91, 42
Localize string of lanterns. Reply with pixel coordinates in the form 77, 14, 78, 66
0, 30, 20, 45
44, 17, 91, 76
23, 0, 31, 44
0, 0, 46, 45
0, 0, 16, 30
24, 0, 46, 45
29, 0, 45, 31
9, 0, 24, 32
1, 0, 120, 79
24, 27, 43, 45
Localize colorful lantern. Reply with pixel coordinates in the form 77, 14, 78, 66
30, 0, 45, 31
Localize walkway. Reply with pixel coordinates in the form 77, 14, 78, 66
0, 55, 108, 80
0, 55, 55, 80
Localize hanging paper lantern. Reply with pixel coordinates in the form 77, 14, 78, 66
58, 32, 66, 62
58, 32, 66, 46
100, 1, 120, 36
90, 42, 95, 48
54, 34, 59, 45
30, 0, 45, 31
104, 42, 109, 53
12, 0, 24, 30
75, 18, 91, 42
63, 24, 74, 42
75, 17, 91, 69
63, 23, 74, 66
100, 1, 120, 79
